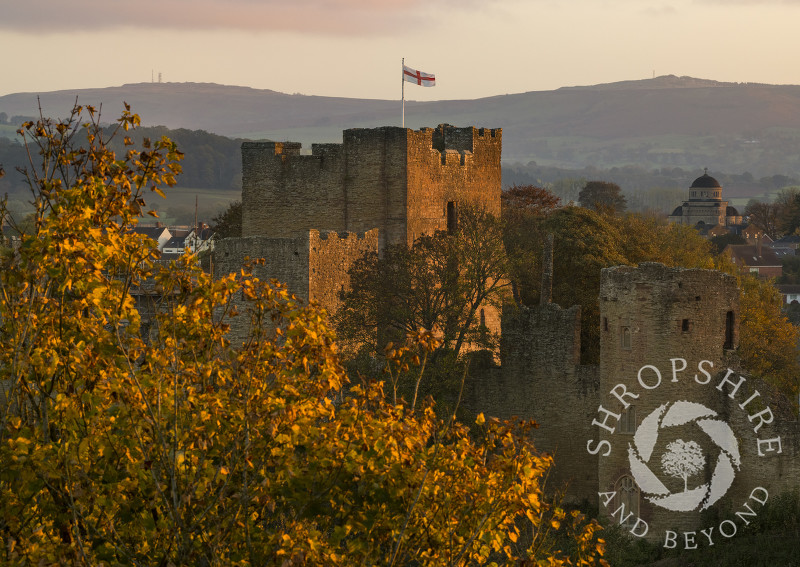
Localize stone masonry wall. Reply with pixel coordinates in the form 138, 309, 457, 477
466, 302, 600, 502
241, 141, 347, 239
214, 230, 377, 344
214, 235, 310, 345
241, 125, 502, 249
406, 126, 502, 245
308, 229, 379, 317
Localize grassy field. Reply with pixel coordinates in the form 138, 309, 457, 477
4, 185, 239, 228
143, 185, 239, 225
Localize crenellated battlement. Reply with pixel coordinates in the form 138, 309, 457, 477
310, 229, 378, 242
241, 124, 501, 248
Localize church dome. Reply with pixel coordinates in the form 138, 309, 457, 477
726, 205, 740, 216
670, 205, 683, 217
688, 170, 723, 202
690, 173, 722, 189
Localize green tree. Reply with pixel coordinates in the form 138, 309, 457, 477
779, 255, 800, 285
503, 205, 718, 364
617, 213, 714, 269
578, 181, 627, 214
503, 205, 627, 363
0, 105, 608, 566
710, 232, 747, 255
210, 199, 242, 239
775, 187, 800, 235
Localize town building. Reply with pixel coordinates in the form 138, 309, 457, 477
668, 170, 743, 233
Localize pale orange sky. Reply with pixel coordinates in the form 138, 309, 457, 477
2, 0, 799, 99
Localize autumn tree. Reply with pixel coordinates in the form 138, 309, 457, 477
744, 199, 781, 239
578, 181, 627, 214
734, 270, 800, 396
0, 105, 607, 566
501, 184, 562, 219
336, 207, 511, 361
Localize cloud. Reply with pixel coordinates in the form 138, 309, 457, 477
693, 0, 800, 4
0, 0, 482, 34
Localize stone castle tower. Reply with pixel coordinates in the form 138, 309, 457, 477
240, 124, 501, 249
597, 263, 740, 535
215, 124, 503, 341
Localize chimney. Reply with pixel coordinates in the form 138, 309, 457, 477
540, 233, 554, 305
757, 234, 762, 257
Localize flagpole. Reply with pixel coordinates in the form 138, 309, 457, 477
401, 57, 405, 128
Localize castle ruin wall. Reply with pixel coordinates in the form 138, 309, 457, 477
467, 302, 600, 502
308, 228, 379, 316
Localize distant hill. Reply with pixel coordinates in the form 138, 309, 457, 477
3, 75, 800, 178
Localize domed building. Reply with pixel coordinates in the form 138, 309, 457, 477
668, 170, 743, 231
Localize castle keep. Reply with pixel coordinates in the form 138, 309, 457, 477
241, 125, 501, 249
218, 124, 503, 334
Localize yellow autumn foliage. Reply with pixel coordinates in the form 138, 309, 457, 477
0, 105, 607, 566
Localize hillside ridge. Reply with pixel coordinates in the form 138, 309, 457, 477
3, 76, 800, 176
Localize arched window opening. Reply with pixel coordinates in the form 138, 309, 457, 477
612, 476, 640, 528
621, 326, 631, 350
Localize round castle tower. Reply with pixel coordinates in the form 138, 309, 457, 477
597, 263, 739, 537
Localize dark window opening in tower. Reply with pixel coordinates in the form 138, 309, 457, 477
682, 319, 690, 332
447, 201, 457, 234
725, 311, 735, 349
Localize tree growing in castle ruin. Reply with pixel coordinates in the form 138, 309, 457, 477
0, 105, 607, 566
210, 199, 242, 238
337, 207, 510, 359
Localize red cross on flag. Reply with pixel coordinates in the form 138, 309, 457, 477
403, 65, 435, 87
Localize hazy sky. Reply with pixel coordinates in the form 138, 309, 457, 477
2, 0, 799, 100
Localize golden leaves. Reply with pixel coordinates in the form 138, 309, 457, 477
0, 103, 606, 567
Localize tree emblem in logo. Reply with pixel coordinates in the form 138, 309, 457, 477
628, 401, 741, 512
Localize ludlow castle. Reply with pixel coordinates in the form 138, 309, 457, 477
214, 124, 800, 543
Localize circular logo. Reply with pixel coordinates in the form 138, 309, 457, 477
628, 401, 741, 512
